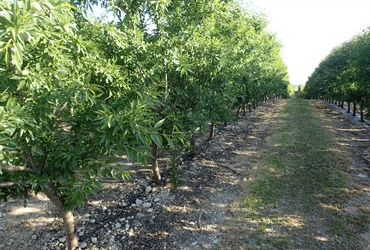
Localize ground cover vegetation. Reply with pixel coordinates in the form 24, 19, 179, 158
303, 27, 370, 121
0, 0, 290, 248
222, 97, 370, 249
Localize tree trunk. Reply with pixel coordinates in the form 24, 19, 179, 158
341, 101, 344, 109
209, 122, 215, 140
248, 104, 252, 112
43, 185, 78, 250
151, 143, 161, 183
242, 104, 246, 116
347, 101, 351, 113
236, 106, 241, 120
352, 101, 356, 116
190, 132, 196, 157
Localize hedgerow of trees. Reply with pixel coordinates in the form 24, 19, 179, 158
303, 27, 370, 121
0, 0, 289, 249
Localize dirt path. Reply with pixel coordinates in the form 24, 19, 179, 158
0, 98, 369, 250
217, 98, 370, 250
312, 100, 370, 249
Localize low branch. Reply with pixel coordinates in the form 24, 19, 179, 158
0, 181, 15, 188
1, 163, 37, 174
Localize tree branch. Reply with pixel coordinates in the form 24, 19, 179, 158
1, 163, 37, 174
0, 181, 15, 188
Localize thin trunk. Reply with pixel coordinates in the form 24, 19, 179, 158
347, 101, 351, 113
341, 101, 344, 109
43, 184, 78, 250
352, 101, 357, 116
151, 143, 161, 183
252, 102, 256, 109
236, 106, 241, 120
242, 104, 246, 116
209, 122, 215, 140
190, 132, 196, 157
248, 104, 252, 112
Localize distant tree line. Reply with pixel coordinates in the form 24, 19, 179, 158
303, 27, 370, 121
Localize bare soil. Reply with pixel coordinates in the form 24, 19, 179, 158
0, 99, 369, 250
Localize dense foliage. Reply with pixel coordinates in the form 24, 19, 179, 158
303, 27, 370, 120
0, 0, 289, 248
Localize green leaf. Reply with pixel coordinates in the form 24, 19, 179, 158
154, 118, 165, 128
166, 136, 175, 150
84, 72, 91, 85
151, 134, 163, 147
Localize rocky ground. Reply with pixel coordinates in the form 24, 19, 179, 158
0, 98, 369, 250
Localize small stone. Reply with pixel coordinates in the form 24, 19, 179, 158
91, 237, 98, 244
102, 206, 107, 211
131, 204, 136, 208
145, 186, 152, 193
121, 201, 128, 207
115, 222, 121, 228
143, 202, 152, 208
80, 242, 88, 248
58, 237, 66, 243
135, 199, 143, 206
125, 223, 130, 231
147, 208, 154, 213
90, 219, 96, 223
31, 234, 37, 240
79, 231, 84, 237
154, 198, 160, 202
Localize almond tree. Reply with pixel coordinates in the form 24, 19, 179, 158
0, 0, 161, 249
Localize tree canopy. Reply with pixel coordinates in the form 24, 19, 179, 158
303, 27, 370, 120
0, 0, 289, 248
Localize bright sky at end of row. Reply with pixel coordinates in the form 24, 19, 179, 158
247, 0, 370, 86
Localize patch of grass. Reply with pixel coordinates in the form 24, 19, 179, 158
241, 97, 349, 249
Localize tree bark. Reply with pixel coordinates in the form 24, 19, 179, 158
190, 132, 196, 157
151, 143, 161, 183
209, 122, 215, 140
236, 106, 241, 120
43, 184, 78, 250
352, 101, 356, 116
347, 101, 351, 113
360, 100, 364, 122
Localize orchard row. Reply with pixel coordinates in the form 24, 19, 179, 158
304, 27, 370, 121
0, 1, 290, 249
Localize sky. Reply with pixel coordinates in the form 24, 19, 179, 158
247, 0, 370, 86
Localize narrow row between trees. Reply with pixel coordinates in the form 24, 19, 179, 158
221, 98, 369, 249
